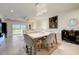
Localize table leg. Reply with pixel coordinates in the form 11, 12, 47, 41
55, 34, 57, 44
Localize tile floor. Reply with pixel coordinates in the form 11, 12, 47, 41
0, 35, 27, 55
0, 35, 79, 55
52, 41, 79, 55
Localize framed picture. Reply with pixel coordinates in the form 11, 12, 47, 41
29, 24, 32, 30
49, 16, 58, 28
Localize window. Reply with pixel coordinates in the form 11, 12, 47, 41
12, 24, 26, 35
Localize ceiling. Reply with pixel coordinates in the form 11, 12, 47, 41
0, 3, 79, 21
0, 3, 36, 19
47, 3, 79, 16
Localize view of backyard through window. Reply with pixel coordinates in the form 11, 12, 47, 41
12, 24, 26, 35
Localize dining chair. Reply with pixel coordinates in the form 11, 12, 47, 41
23, 34, 36, 55
35, 38, 43, 51
44, 33, 57, 50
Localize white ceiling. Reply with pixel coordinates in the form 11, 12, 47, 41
0, 3, 36, 19
0, 3, 79, 20
47, 3, 79, 16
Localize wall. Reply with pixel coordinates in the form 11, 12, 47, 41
26, 16, 49, 30
58, 9, 79, 31
0, 15, 4, 22
35, 17, 49, 30
7, 22, 12, 40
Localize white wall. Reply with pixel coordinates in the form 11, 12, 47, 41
0, 15, 4, 22
58, 9, 79, 31
7, 22, 13, 40
35, 17, 49, 30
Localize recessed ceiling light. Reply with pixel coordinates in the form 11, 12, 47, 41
10, 10, 14, 13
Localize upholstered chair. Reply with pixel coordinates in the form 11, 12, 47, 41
44, 33, 57, 50
23, 34, 36, 55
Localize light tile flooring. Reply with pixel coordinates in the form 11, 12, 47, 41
52, 41, 79, 55
0, 35, 27, 55
0, 35, 79, 55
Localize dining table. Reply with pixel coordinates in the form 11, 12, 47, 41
26, 31, 51, 39
23, 31, 58, 55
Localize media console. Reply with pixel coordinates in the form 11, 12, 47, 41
62, 30, 79, 44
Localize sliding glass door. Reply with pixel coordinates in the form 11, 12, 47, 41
12, 23, 26, 35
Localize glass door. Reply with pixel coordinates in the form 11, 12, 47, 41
12, 23, 26, 35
